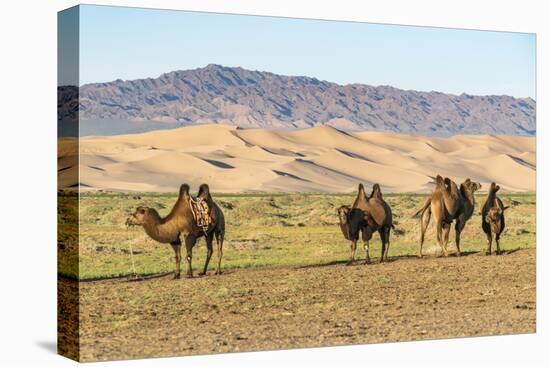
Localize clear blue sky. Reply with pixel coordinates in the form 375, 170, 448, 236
75, 5, 536, 98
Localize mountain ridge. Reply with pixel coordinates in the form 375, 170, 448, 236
63, 64, 536, 136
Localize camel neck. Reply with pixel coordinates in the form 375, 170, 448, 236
461, 186, 475, 204
143, 210, 176, 243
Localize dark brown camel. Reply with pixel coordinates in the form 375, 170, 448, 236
351, 183, 394, 263
413, 175, 463, 257
337, 205, 370, 264
195, 184, 225, 275
481, 182, 509, 255
126, 184, 225, 278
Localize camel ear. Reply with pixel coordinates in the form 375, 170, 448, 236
358, 183, 365, 195
495, 185, 500, 192
436, 175, 444, 187
465, 178, 471, 185
503, 206, 510, 211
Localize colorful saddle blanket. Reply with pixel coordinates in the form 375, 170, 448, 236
189, 198, 211, 232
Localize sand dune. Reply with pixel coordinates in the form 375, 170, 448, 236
58, 124, 536, 193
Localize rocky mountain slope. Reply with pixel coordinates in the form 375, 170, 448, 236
65, 64, 535, 136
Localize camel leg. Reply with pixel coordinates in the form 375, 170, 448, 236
215, 231, 224, 275
184, 234, 197, 278
363, 240, 370, 264
347, 239, 357, 265
454, 219, 465, 257
384, 226, 391, 262
495, 232, 502, 255
435, 219, 445, 257
419, 207, 431, 258
170, 242, 181, 279
362, 227, 372, 265
441, 222, 451, 257
199, 232, 214, 276
485, 231, 493, 256
379, 229, 387, 263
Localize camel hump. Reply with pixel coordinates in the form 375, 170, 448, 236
443, 177, 452, 191
179, 184, 190, 197
370, 183, 382, 199
435, 175, 444, 188
198, 183, 211, 200
444, 177, 460, 194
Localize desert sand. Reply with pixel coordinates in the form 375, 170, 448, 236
58, 124, 536, 192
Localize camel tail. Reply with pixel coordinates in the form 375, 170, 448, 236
412, 197, 431, 218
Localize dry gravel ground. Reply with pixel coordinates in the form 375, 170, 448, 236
59, 248, 536, 362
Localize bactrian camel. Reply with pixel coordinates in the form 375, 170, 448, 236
346, 183, 394, 264
413, 175, 481, 257
126, 184, 225, 278
481, 182, 509, 255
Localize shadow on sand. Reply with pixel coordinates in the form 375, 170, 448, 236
297, 250, 483, 269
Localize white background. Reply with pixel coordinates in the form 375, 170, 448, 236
0, 0, 547, 366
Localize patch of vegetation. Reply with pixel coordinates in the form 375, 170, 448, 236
58, 192, 536, 279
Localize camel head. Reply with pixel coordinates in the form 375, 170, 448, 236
462, 178, 482, 194
337, 205, 351, 224
337, 205, 352, 240
126, 206, 150, 227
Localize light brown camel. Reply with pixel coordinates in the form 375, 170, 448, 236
481, 182, 509, 255
413, 175, 464, 257
454, 179, 482, 255
126, 184, 225, 278
414, 177, 481, 257
351, 183, 394, 263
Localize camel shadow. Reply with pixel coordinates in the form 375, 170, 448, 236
501, 248, 521, 255
298, 259, 351, 269
123, 269, 238, 282
297, 250, 485, 270
394, 250, 481, 261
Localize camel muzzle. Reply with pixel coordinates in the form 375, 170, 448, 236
125, 215, 138, 227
